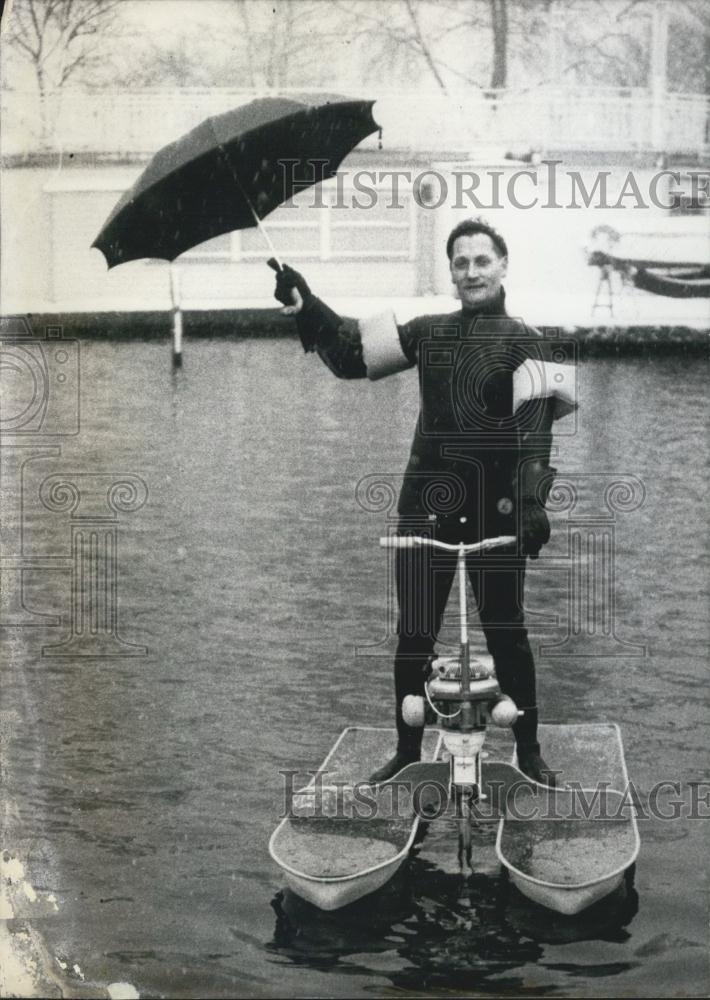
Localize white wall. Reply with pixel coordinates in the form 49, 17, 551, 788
1, 159, 707, 323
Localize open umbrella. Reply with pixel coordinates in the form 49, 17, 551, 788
92, 94, 379, 267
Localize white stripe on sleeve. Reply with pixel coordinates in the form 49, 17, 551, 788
513, 358, 577, 419
359, 310, 410, 380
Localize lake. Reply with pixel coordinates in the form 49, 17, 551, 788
2, 335, 708, 998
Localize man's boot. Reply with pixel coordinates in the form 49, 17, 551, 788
368, 718, 423, 786
369, 653, 431, 785
513, 707, 558, 786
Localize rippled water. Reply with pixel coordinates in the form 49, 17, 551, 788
2, 338, 708, 997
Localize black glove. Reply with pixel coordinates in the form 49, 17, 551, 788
521, 499, 550, 559
273, 263, 311, 308
268, 259, 342, 354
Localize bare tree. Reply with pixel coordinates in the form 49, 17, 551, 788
114, 31, 216, 88
332, 0, 708, 97
220, 0, 335, 89
671, 0, 710, 95
484, 0, 557, 89
489, 0, 509, 88
4, 0, 120, 95
335, 0, 554, 92
402, 0, 448, 92
98, 0, 338, 92
558, 1, 652, 87
332, 0, 477, 92
557, 0, 710, 94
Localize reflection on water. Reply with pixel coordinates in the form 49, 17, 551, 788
270, 858, 543, 990
269, 856, 639, 991
2, 339, 708, 998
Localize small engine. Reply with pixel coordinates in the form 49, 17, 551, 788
403, 653, 520, 790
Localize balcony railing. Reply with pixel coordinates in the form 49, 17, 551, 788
1, 86, 708, 159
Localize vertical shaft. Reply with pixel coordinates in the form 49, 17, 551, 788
458, 543, 467, 645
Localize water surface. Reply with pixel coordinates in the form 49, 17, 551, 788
2, 338, 708, 997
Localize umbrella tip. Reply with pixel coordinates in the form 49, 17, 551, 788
90, 243, 111, 270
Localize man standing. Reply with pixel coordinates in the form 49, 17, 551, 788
273, 218, 576, 786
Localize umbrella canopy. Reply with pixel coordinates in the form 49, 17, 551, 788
93, 95, 379, 267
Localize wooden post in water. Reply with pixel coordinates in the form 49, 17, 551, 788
169, 265, 183, 367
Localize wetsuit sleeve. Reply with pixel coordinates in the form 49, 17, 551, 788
296, 297, 419, 381
517, 397, 557, 501
513, 331, 578, 502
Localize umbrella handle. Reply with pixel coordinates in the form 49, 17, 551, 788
267, 257, 303, 316
238, 182, 302, 315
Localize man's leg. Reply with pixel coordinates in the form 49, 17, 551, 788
468, 549, 557, 785
369, 538, 456, 784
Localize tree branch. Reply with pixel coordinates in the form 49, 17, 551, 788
5, 0, 119, 91
403, 0, 448, 92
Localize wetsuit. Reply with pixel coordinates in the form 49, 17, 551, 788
293, 290, 577, 764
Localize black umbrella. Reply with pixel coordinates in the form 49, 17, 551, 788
92, 95, 379, 267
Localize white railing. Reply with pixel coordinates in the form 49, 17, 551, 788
1, 86, 708, 157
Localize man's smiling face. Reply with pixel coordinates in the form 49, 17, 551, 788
450, 233, 508, 309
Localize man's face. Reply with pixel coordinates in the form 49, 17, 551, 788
449, 233, 508, 309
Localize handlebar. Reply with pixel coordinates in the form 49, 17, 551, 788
379, 535, 516, 553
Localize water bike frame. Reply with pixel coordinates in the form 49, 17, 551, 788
271, 533, 639, 913
380, 533, 521, 863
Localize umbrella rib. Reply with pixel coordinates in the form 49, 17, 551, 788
207, 117, 282, 266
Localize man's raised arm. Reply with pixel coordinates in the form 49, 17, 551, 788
273, 264, 417, 381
